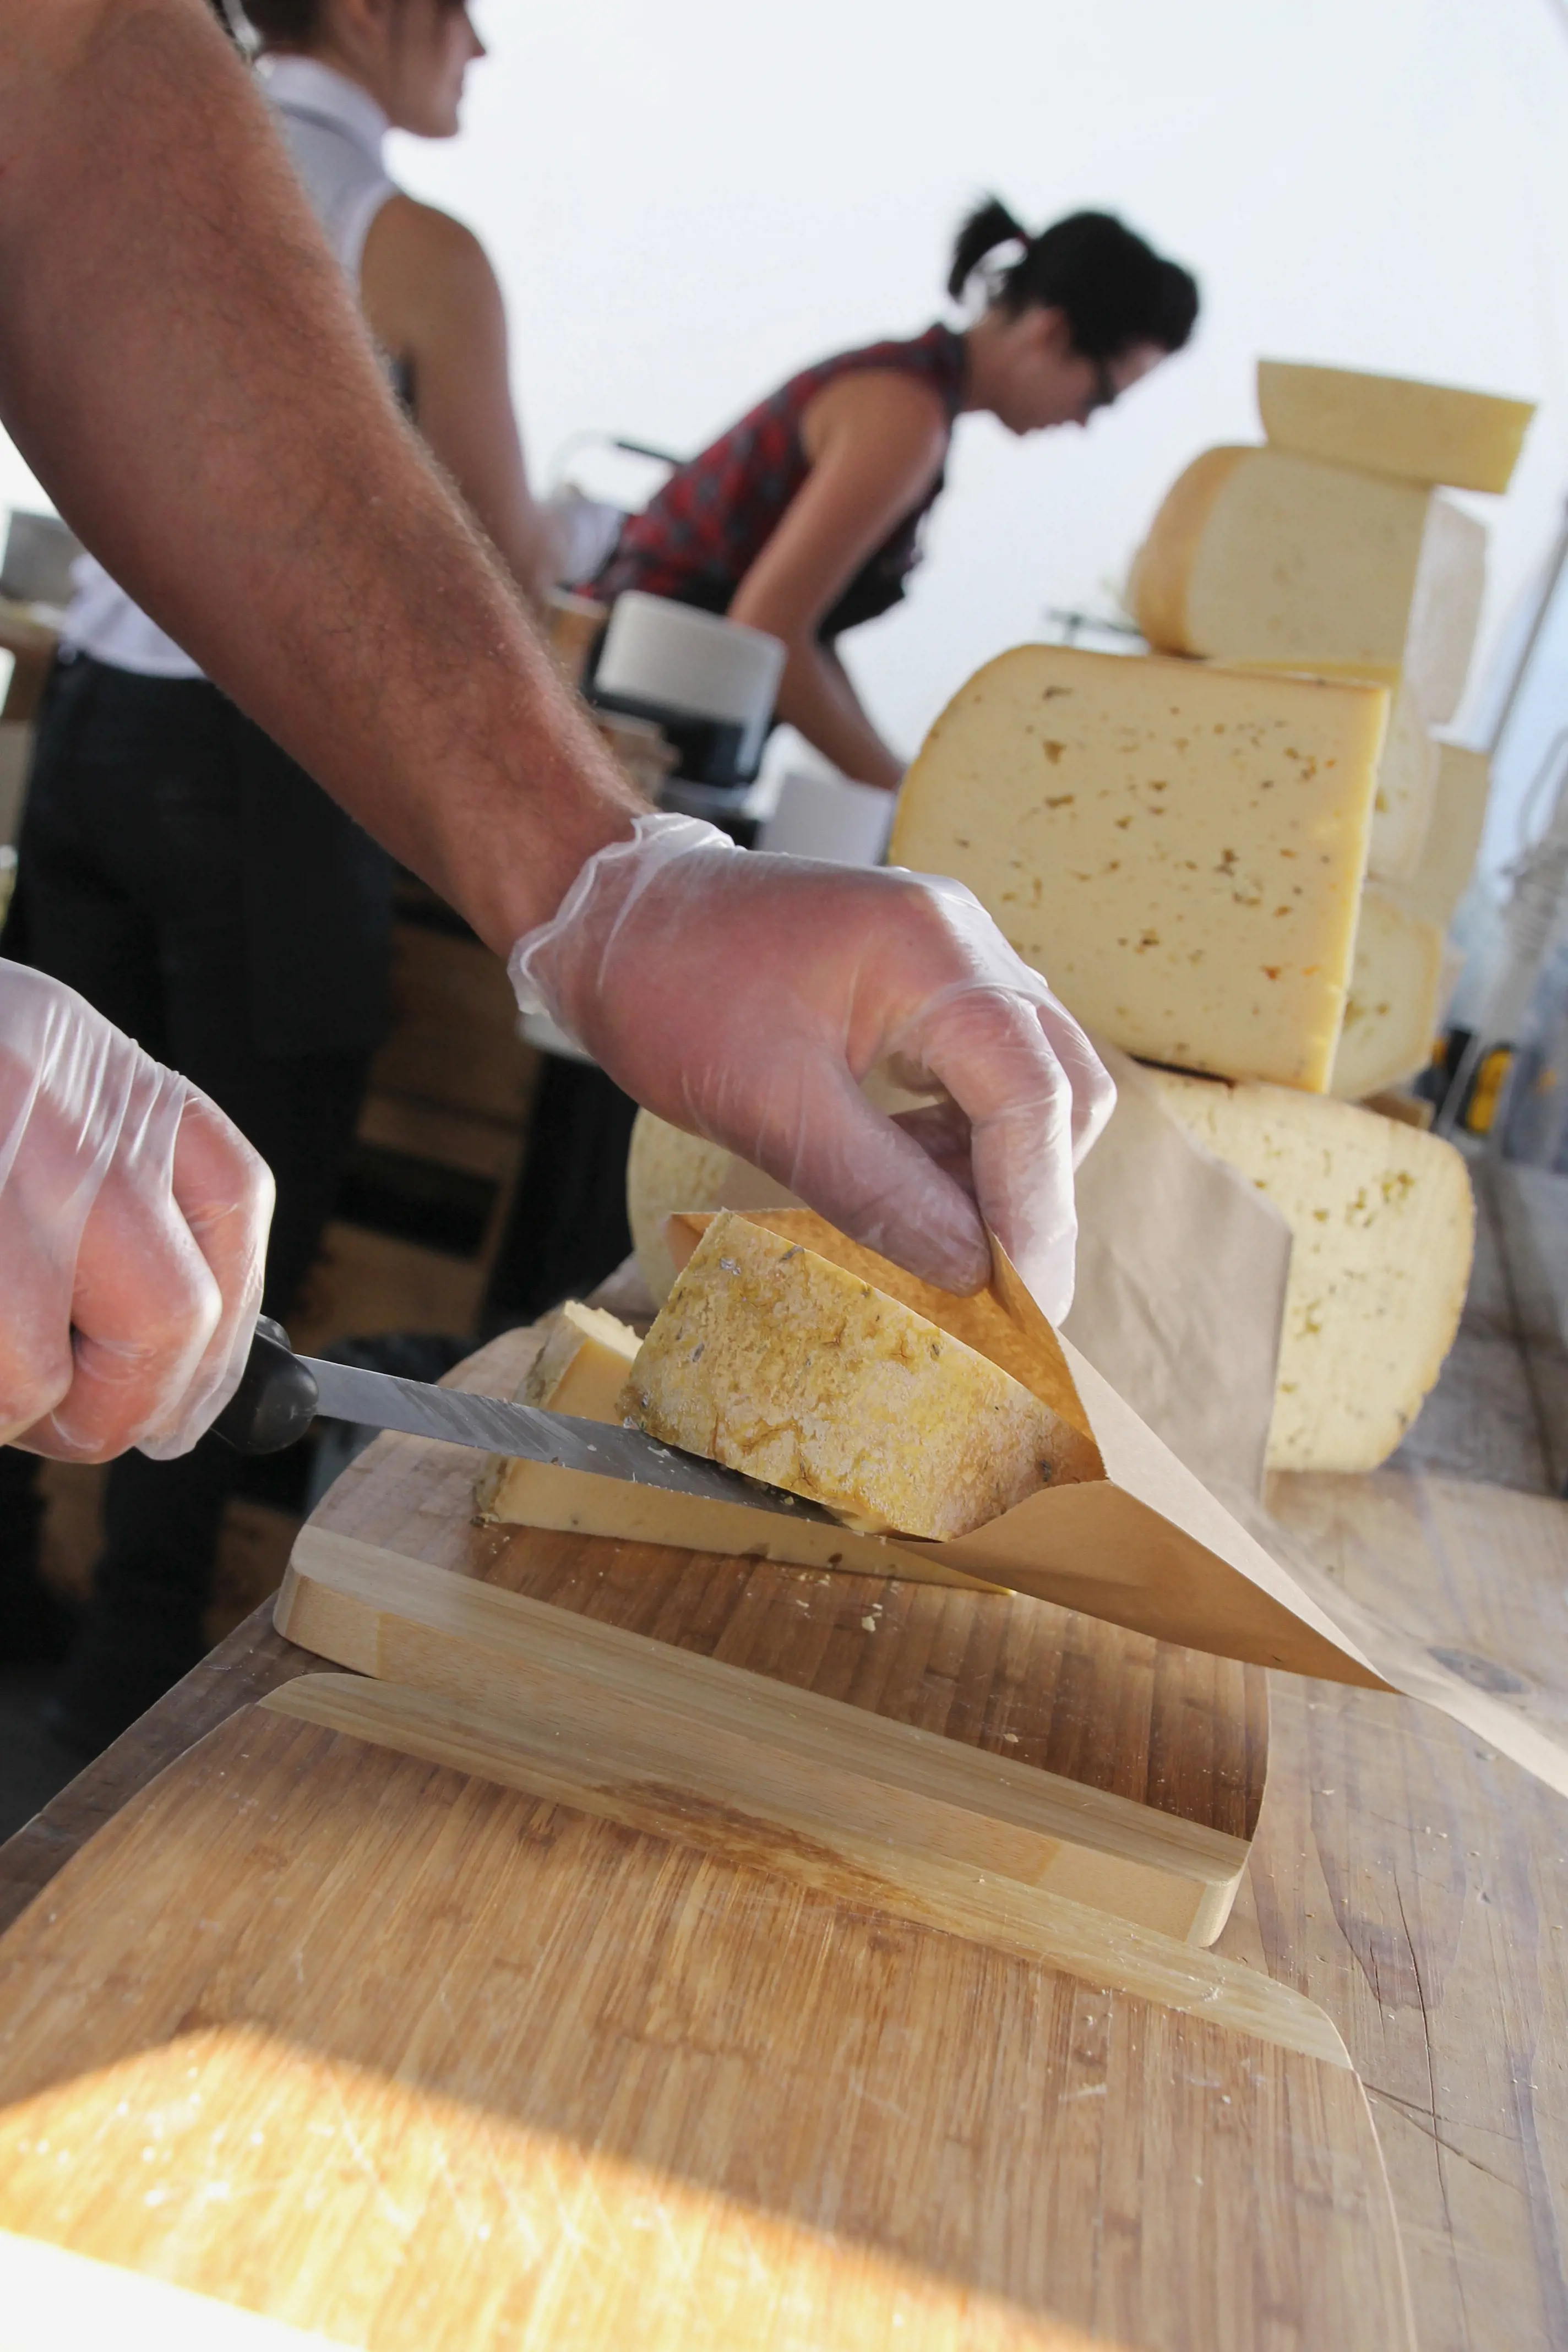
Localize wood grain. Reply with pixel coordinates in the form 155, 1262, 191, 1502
1222, 1465, 1568, 2352
279, 1528, 1255, 1946
0, 1702, 1411, 2352
4, 1317, 1565, 2345
311, 1327, 1271, 1850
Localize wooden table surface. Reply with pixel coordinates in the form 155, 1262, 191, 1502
2, 1170, 1566, 2348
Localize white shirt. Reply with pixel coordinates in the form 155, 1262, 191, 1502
63, 58, 399, 680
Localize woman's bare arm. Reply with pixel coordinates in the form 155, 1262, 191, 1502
0, 0, 636, 955
728, 371, 949, 788
360, 195, 560, 608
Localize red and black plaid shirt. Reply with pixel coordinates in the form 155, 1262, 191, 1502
592, 324, 967, 639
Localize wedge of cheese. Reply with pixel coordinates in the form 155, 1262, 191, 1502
1331, 889, 1445, 1101
1397, 741, 1491, 929
475, 1300, 641, 1524
473, 1295, 973, 1580
1257, 362, 1535, 496
1130, 447, 1487, 726
888, 643, 1386, 1091
1140, 1070, 1473, 1472
621, 1211, 1092, 1539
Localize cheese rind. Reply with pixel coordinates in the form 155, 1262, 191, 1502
888, 643, 1386, 1091
1257, 361, 1535, 494
622, 1212, 1082, 1539
1130, 447, 1487, 726
1331, 889, 1445, 1101
1141, 1071, 1473, 1472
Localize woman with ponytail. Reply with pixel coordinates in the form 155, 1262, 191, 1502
593, 203, 1198, 790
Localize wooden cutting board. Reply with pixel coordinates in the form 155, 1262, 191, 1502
291, 1327, 1271, 1946
0, 1691, 1412, 2352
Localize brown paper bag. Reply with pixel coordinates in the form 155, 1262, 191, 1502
1062, 1046, 1291, 1498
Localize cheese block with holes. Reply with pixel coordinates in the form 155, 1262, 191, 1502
1130, 446, 1487, 726
887, 643, 1387, 1090
1215, 660, 1438, 881
1141, 1070, 1473, 1471
1257, 361, 1534, 494
620, 1212, 1095, 1538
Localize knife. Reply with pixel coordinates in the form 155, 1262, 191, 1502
213, 1317, 837, 1525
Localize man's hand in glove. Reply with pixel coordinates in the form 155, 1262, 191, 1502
0, 963, 273, 1463
513, 815, 1114, 1322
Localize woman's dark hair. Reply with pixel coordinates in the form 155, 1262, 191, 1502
237, 0, 321, 32
237, 0, 465, 32
948, 200, 1199, 359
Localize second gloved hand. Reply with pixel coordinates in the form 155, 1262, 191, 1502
510, 814, 1114, 1320
0, 962, 274, 1462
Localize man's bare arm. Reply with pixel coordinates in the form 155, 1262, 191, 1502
0, 0, 639, 955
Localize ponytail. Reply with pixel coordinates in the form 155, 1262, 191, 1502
948, 199, 1199, 360
946, 198, 1030, 303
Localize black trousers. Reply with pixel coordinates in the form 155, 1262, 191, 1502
0, 654, 383, 1678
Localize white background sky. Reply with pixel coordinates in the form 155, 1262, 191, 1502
5, 0, 1567, 833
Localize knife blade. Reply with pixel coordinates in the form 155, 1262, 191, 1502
214, 1318, 837, 1526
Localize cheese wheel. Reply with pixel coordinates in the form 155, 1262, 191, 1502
625, 1114, 734, 1306
1142, 1070, 1473, 1472
1130, 445, 1487, 727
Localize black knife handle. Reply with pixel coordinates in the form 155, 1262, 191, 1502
212, 1316, 320, 1455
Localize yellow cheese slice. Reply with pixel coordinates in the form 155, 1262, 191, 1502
475, 1299, 642, 1526
888, 642, 1386, 1091
621, 1211, 1095, 1539
1130, 445, 1487, 726
1331, 888, 1446, 1101
473, 1297, 985, 1585
1257, 361, 1535, 495
1396, 741, 1491, 929
1140, 1070, 1473, 1472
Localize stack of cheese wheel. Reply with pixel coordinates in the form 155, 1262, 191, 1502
1127, 362, 1532, 1102
627, 369, 1531, 1476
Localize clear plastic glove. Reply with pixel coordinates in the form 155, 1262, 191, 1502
0, 961, 274, 1462
510, 814, 1115, 1319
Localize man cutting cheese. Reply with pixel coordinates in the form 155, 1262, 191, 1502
0, 0, 1112, 1468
